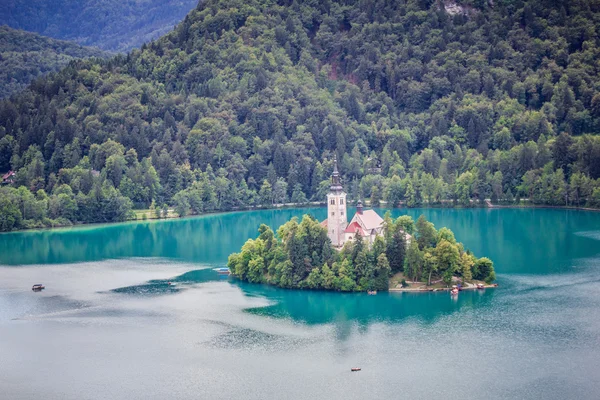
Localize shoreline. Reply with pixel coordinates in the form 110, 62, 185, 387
2, 200, 599, 234
389, 283, 498, 293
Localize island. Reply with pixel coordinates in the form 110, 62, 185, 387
228, 160, 495, 292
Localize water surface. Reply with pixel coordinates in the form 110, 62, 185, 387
1, 207, 599, 399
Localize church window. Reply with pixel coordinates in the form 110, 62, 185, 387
340, 199, 344, 205
341, 211, 344, 216
330, 199, 335, 205
331, 212, 335, 216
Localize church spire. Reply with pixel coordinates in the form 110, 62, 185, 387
330, 154, 343, 193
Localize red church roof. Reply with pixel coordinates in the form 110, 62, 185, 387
344, 221, 365, 236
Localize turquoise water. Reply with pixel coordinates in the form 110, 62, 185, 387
1, 207, 599, 399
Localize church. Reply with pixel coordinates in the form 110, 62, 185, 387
320, 157, 385, 248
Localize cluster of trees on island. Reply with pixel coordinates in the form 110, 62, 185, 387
2, 0, 600, 231
228, 213, 495, 292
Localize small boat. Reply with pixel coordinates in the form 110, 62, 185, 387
32, 284, 44, 291
215, 267, 230, 275
367, 290, 377, 295
450, 288, 459, 296
351, 367, 361, 372
476, 283, 485, 289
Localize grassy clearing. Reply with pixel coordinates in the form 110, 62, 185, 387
131, 209, 178, 220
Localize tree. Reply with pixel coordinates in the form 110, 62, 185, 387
385, 175, 404, 207
435, 239, 460, 286
272, 178, 288, 204
372, 254, 391, 291
370, 185, 381, 207
0, 191, 22, 231
553, 132, 574, 172
386, 223, 407, 273
423, 250, 438, 286
460, 252, 474, 282
173, 191, 190, 217
405, 240, 424, 282
291, 183, 308, 204
396, 215, 415, 235
416, 215, 437, 249
473, 257, 496, 283
259, 180, 273, 206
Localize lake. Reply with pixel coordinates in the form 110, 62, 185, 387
1, 207, 599, 399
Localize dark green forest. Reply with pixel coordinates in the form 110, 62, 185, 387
0, 0, 198, 52
0, 26, 109, 98
1, 0, 600, 232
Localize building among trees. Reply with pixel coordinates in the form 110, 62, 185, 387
321, 157, 386, 247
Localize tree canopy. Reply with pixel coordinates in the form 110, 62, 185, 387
2, 0, 600, 231
0, 0, 198, 52
0, 26, 109, 98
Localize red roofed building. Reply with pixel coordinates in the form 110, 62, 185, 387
344, 221, 365, 241
1, 171, 15, 185
321, 158, 387, 247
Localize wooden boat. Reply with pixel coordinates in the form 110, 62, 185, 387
32, 284, 44, 291
351, 367, 361, 372
476, 283, 485, 289
367, 290, 377, 295
450, 288, 459, 296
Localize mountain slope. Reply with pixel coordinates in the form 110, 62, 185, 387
0, 26, 109, 98
1, 0, 600, 231
0, 0, 199, 52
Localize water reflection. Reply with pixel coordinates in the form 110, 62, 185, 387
110, 267, 497, 326
0, 208, 328, 265
241, 281, 497, 325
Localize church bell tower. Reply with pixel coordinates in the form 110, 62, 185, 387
327, 155, 347, 247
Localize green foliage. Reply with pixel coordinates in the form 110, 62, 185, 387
473, 257, 496, 284
0, 179, 132, 230
3, 0, 600, 231
0, 191, 22, 231
1, 1, 198, 52
412, 215, 495, 285
0, 26, 108, 98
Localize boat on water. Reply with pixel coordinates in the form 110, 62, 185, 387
450, 288, 459, 296
476, 283, 485, 289
367, 290, 377, 295
351, 368, 361, 372
215, 267, 231, 275
32, 284, 44, 291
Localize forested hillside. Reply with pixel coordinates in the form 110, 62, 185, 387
0, 0, 199, 52
1, 0, 600, 231
0, 26, 109, 98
